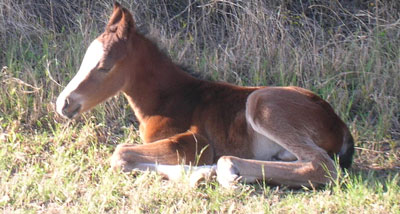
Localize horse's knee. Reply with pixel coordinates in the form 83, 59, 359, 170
110, 144, 133, 171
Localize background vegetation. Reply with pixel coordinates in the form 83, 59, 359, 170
0, 0, 399, 213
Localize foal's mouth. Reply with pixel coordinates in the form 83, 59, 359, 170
62, 104, 82, 119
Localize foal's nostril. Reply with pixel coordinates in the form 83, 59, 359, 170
61, 100, 69, 116
65, 97, 70, 106
61, 97, 72, 116
60, 96, 81, 119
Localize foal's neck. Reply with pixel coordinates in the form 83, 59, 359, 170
122, 33, 201, 122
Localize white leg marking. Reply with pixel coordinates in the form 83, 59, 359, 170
132, 163, 217, 186
189, 165, 217, 187
216, 157, 240, 188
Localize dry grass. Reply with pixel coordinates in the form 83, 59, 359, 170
0, 0, 399, 213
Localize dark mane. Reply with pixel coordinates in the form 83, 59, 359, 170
138, 29, 212, 81
178, 64, 212, 81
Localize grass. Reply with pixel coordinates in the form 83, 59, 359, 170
1, 125, 399, 213
1, 0, 399, 213
1, 124, 399, 213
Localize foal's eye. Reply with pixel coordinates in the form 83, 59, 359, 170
98, 68, 109, 73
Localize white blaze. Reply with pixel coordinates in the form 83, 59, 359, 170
56, 39, 104, 116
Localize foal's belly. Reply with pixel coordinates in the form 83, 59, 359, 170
251, 131, 297, 161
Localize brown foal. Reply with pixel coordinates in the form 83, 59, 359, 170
56, 2, 354, 188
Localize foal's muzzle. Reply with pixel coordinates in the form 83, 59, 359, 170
62, 98, 81, 119
56, 95, 82, 119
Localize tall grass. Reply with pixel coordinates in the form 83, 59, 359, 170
1, 0, 399, 213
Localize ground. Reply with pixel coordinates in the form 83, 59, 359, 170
0, 1, 399, 213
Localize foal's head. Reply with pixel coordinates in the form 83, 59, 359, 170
56, 2, 136, 118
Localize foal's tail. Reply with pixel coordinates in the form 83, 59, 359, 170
338, 131, 355, 169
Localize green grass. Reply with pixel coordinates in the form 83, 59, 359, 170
1, 125, 399, 213
1, 0, 399, 213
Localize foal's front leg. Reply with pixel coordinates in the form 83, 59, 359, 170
110, 131, 215, 181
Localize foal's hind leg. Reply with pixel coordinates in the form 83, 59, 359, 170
110, 131, 215, 181
215, 89, 340, 188
216, 146, 336, 188
215, 123, 337, 187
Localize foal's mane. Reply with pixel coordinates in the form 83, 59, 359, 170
137, 29, 212, 81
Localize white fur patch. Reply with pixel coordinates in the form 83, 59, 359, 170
132, 163, 217, 186
56, 39, 104, 116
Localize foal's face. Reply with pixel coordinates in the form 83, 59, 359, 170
56, 38, 123, 118
56, 3, 134, 119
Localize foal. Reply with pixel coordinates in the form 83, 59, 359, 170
56, 2, 354, 188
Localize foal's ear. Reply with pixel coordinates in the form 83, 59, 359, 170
106, 2, 135, 39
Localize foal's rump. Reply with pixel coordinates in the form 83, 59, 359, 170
245, 86, 353, 168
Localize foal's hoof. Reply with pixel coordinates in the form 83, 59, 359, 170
216, 173, 241, 189
216, 156, 241, 188
189, 165, 217, 188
